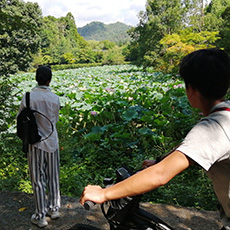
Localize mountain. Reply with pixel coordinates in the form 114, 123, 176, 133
78, 21, 132, 44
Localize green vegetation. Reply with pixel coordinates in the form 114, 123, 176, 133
34, 14, 127, 67
1, 65, 221, 211
1, 0, 230, 211
1, 0, 230, 72
0, 0, 42, 75
128, 0, 230, 71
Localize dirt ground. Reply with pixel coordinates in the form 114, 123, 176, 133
0, 191, 223, 230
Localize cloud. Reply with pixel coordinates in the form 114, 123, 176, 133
25, 0, 146, 27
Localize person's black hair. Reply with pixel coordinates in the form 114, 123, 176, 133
36, 65, 52, 85
179, 48, 230, 100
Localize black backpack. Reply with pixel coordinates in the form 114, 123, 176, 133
17, 92, 53, 153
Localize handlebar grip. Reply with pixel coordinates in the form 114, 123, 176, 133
84, 201, 95, 210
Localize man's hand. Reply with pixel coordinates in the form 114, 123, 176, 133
80, 185, 106, 205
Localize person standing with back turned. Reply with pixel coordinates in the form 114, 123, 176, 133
80, 48, 230, 230
18, 65, 60, 228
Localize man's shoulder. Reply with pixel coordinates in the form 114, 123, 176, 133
31, 88, 59, 103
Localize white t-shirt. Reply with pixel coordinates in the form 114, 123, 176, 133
177, 101, 230, 226
18, 86, 60, 153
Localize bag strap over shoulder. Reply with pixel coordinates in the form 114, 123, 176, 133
210, 107, 230, 114
25, 92, 30, 109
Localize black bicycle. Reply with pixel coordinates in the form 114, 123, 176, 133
70, 167, 174, 230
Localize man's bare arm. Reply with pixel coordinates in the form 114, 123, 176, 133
80, 151, 193, 205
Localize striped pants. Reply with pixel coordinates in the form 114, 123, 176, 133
28, 146, 61, 218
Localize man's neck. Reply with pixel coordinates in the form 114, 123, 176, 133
200, 98, 225, 116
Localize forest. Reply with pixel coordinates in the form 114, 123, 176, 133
1, 0, 230, 211
1, 0, 230, 75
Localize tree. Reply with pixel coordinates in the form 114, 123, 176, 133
216, 5, 230, 53
102, 46, 125, 65
0, 0, 43, 76
40, 13, 88, 65
203, 0, 230, 31
188, 0, 230, 51
159, 30, 220, 73
128, 0, 190, 68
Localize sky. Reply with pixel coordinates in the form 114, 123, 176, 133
25, 0, 147, 28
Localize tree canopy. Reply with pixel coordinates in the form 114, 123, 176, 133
127, 0, 230, 70
0, 0, 42, 76
40, 13, 89, 64
128, 0, 189, 67
1, 0, 230, 73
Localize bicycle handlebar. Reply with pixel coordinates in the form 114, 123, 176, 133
84, 168, 132, 211
84, 200, 95, 210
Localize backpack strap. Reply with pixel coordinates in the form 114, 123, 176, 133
210, 107, 230, 114
25, 92, 30, 109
